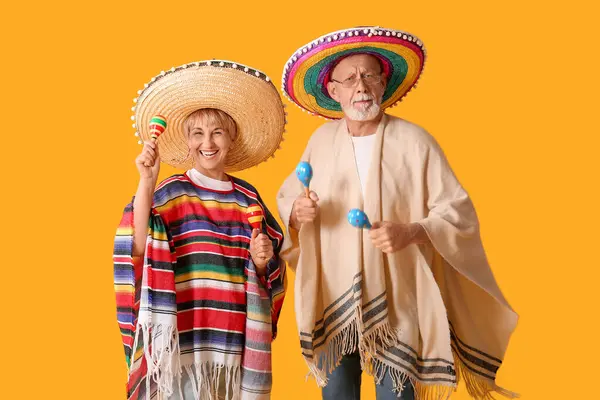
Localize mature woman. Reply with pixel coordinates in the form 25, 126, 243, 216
113, 60, 287, 400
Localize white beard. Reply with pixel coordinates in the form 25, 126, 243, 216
343, 94, 382, 121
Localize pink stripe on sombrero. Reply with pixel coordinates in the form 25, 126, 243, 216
285, 35, 425, 102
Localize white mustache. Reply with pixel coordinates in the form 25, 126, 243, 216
352, 94, 374, 104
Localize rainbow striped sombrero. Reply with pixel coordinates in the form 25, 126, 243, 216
282, 26, 426, 119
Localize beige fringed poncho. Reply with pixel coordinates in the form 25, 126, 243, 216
276, 114, 518, 399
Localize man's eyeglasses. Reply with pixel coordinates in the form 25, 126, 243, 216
330, 73, 383, 88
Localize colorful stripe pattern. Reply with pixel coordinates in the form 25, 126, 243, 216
245, 203, 264, 230
148, 115, 167, 140
282, 26, 426, 119
114, 174, 286, 399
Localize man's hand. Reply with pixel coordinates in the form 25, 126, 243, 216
290, 191, 319, 230
369, 221, 429, 253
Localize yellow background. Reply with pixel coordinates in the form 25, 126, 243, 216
1, 1, 598, 399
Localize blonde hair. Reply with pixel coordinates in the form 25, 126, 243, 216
184, 108, 238, 140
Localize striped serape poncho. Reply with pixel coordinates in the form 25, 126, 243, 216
114, 172, 286, 400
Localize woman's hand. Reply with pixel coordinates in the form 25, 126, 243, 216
135, 140, 160, 183
249, 229, 274, 276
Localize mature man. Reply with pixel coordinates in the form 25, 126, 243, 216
277, 26, 518, 400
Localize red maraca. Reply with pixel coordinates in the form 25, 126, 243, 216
246, 204, 264, 231
149, 114, 167, 142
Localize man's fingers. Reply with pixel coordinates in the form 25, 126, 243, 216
370, 227, 386, 240
297, 209, 317, 218
371, 221, 384, 230
297, 199, 317, 209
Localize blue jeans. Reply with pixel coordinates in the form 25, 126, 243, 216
321, 353, 415, 400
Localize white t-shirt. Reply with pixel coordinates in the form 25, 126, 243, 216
351, 134, 377, 197
186, 168, 234, 191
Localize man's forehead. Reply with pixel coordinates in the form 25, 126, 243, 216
332, 54, 381, 74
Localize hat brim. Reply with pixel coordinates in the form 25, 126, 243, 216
282, 27, 426, 119
133, 61, 286, 172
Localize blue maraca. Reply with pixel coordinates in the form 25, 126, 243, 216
347, 208, 372, 230
296, 161, 313, 197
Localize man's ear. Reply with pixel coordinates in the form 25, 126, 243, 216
327, 81, 340, 102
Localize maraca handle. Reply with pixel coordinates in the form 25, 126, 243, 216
304, 186, 310, 198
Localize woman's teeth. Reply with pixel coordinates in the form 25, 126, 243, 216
200, 150, 218, 157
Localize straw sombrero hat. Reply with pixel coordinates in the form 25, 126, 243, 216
131, 60, 286, 172
281, 26, 426, 119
